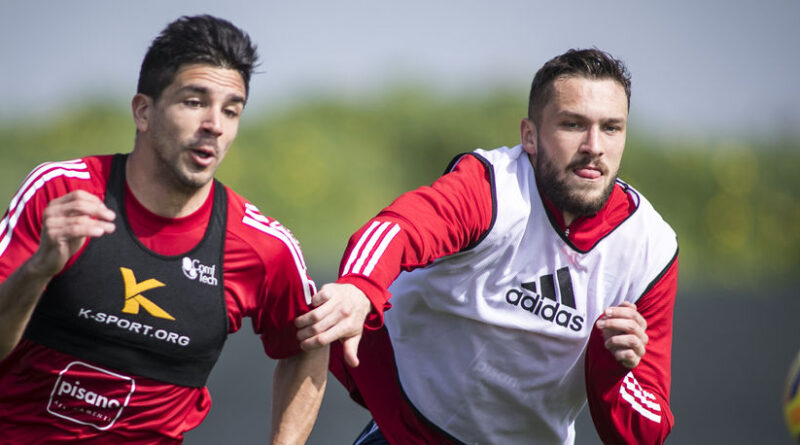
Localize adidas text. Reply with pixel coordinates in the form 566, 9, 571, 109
505, 289, 584, 332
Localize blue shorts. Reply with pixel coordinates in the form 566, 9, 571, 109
353, 419, 389, 445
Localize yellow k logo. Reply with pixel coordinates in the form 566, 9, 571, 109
119, 267, 175, 320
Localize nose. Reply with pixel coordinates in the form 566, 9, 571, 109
200, 108, 223, 136
579, 125, 603, 156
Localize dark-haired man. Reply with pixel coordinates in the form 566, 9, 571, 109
297, 49, 678, 444
0, 15, 326, 444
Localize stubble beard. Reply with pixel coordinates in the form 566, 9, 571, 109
535, 140, 617, 217
151, 133, 217, 193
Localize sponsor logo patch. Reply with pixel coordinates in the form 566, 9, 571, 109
47, 361, 135, 430
120, 267, 174, 320
181, 256, 219, 286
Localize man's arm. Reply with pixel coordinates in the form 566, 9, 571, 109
270, 346, 328, 445
295, 154, 494, 366
0, 190, 115, 360
585, 256, 678, 445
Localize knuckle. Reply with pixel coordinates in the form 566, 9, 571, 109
338, 307, 353, 318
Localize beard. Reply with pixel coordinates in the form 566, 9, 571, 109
534, 139, 617, 217
151, 132, 219, 192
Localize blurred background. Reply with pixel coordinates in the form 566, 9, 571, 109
2, 1, 799, 443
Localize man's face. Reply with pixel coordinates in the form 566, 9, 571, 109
521, 76, 628, 222
139, 64, 246, 191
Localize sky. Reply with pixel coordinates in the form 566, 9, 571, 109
1, 1, 799, 139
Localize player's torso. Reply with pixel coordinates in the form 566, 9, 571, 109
385, 145, 676, 445
25, 154, 229, 387
0, 155, 268, 442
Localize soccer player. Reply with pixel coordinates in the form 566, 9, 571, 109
0, 15, 326, 444
296, 48, 678, 444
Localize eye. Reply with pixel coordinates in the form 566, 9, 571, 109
184, 99, 203, 108
223, 108, 240, 118
604, 124, 622, 133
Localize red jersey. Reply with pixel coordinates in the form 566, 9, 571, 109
330, 150, 678, 444
0, 156, 316, 443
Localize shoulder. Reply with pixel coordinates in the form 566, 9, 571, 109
223, 188, 314, 304
5, 155, 111, 216
16, 155, 110, 200
472, 145, 525, 165
445, 145, 526, 175
620, 181, 677, 244
223, 188, 308, 270
613, 181, 679, 296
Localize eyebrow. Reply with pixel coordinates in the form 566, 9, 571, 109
557, 111, 626, 123
178, 85, 246, 105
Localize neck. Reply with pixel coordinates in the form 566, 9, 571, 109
125, 149, 212, 218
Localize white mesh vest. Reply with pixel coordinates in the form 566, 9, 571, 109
384, 145, 677, 444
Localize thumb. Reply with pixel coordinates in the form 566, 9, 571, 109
342, 334, 362, 368
311, 289, 331, 307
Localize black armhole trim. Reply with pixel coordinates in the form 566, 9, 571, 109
636, 247, 679, 303
216, 183, 230, 337
393, 359, 467, 445
544, 179, 641, 254
444, 152, 497, 252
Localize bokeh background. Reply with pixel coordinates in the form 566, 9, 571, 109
2, 1, 799, 443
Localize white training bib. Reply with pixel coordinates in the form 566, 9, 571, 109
385, 145, 677, 445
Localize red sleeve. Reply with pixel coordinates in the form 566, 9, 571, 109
585, 254, 678, 445
224, 196, 316, 359
255, 227, 316, 359
336, 153, 494, 328
0, 158, 107, 282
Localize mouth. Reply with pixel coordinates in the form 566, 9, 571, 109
187, 145, 217, 167
572, 164, 603, 180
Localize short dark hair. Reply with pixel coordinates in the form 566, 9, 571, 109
137, 15, 259, 102
527, 48, 631, 123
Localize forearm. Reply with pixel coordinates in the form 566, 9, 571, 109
0, 257, 54, 360
586, 258, 678, 444
270, 346, 329, 445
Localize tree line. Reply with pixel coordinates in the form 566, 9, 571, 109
1, 89, 797, 292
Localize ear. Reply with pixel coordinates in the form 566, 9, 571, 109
520, 118, 537, 158
131, 93, 153, 133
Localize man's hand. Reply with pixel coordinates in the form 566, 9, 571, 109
29, 190, 116, 277
595, 301, 648, 369
294, 283, 372, 367
0, 190, 115, 360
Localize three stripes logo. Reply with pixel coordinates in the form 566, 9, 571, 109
342, 221, 401, 277
119, 267, 175, 321
620, 372, 662, 423
505, 267, 584, 332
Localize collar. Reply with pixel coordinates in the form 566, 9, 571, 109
537, 180, 637, 252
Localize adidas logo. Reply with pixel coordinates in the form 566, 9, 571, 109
505, 267, 584, 332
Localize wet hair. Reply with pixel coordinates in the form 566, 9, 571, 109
136, 15, 258, 102
527, 48, 631, 124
